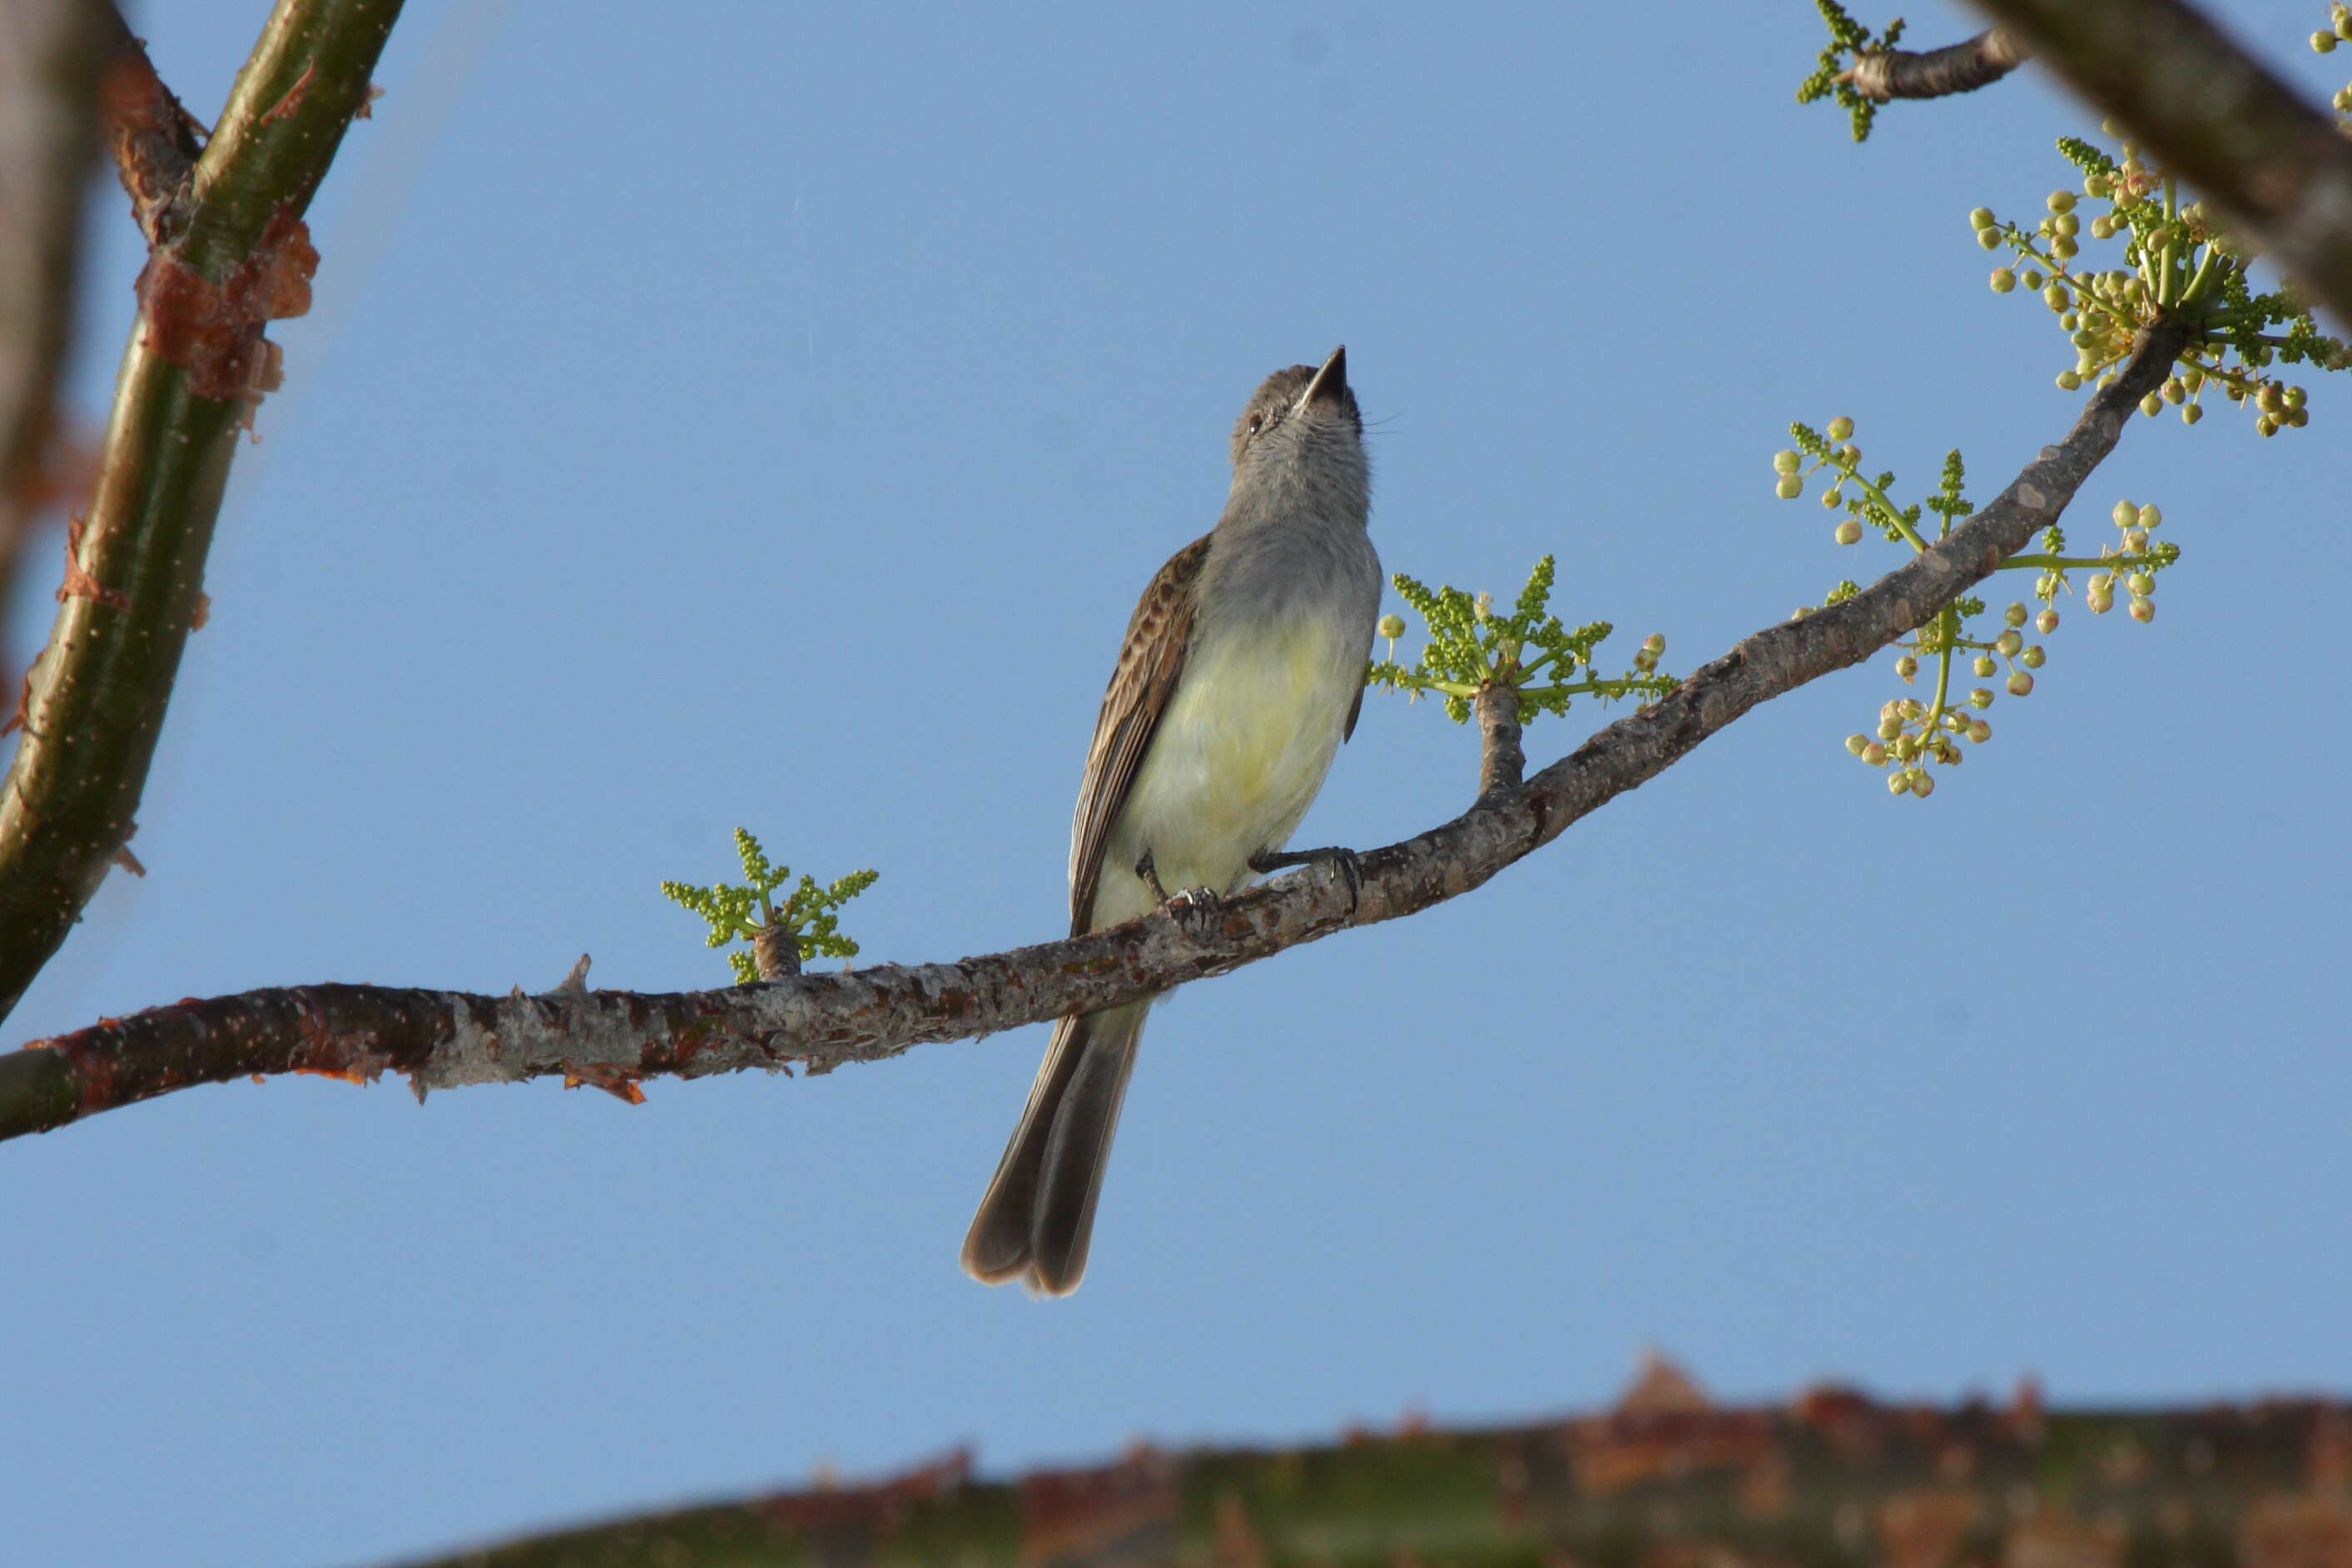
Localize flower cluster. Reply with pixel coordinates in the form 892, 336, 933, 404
1773, 419, 2180, 799
1973, 133, 2345, 435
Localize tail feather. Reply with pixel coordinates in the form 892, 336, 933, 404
961, 1001, 1148, 1295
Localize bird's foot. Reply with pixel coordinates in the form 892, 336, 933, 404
1138, 849, 1222, 935
1249, 844, 1363, 911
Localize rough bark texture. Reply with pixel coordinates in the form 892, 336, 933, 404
0, 320, 2191, 1145
385, 1367, 2352, 1568
1473, 680, 1526, 798
1972, 0, 2352, 329
0, 0, 112, 667
1843, 27, 2031, 101
0, 0, 404, 1025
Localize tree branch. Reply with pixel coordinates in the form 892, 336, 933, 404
383, 1374, 2352, 1568
0, 0, 113, 669
0, 319, 2191, 1146
1971, 0, 2352, 328
1842, 27, 2030, 102
0, 0, 404, 1025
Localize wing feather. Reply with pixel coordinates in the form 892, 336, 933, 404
1067, 534, 1210, 934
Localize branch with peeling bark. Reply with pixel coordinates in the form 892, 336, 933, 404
0, 319, 2191, 1147
0, 0, 404, 1025
1969, 0, 2352, 330
1843, 27, 2030, 102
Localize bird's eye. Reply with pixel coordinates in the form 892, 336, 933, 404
1247, 412, 1266, 434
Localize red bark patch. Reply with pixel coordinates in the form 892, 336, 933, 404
563, 1064, 648, 1104
138, 207, 319, 402
191, 592, 211, 630
56, 513, 127, 610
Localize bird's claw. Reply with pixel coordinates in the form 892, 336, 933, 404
1249, 845, 1362, 912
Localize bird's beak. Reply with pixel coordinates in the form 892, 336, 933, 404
1295, 345, 1348, 414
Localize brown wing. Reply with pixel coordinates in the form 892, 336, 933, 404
1068, 533, 1210, 935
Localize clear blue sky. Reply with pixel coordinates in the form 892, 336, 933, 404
5, 3, 2346, 1565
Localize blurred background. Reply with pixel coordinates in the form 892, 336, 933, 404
2, 2, 2345, 1565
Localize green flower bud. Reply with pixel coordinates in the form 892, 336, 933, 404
1910, 772, 1935, 798
2036, 608, 2059, 634
1822, 488, 1842, 508
2052, 236, 2078, 260
2338, 6, 2352, 41
1969, 687, 1994, 709
2085, 174, 2111, 197
2020, 645, 2046, 669
1894, 653, 1918, 679
1977, 228, 2002, 251
2047, 190, 2077, 214
2087, 585, 2115, 614
2089, 215, 2116, 240
1838, 443, 1860, 466
2062, 312, 2082, 331
2163, 378, 2186, 404
1862, 741, 1888, 767
2053, 212, 2080, 236
2128, 596, 2155, 623
1994, 629, 2022, 657
2111, 499, 2136, 528
1888, 771, 1911, 796
2181, 369, 2202, 392
2007, 671, 2034, 697
2043, 284, 2071, 310
1773, 449, 1801, 474
1775, 474, 1803, 500
2122, 527, 2149, 552
1826, 416, 1853, 441
2022, 268, 2045, 289
1845, 733, 1868, 756
1878, 716, 1902, 742
2056, 370, 2082, 391
2034, 572, 2058, 598
2141, 393, 2162, 417
2181, 404, 2204, 425
1967, 717, 1991, 742
2088, 572, 2113, 593
2137, 503, 2161, 528
1969, 206, 1997, 230
2314, 28, 2337, 50
1991, 268, 2017, 293
2257, 414, 2279, 437
2288, 406, 2310, 428
1377, 613, 1405, 640
2004, 603, 2028, 628
1972, 654, 1996, 678
2126, 571, 2153, 596
2285, 385, 2307, 410
1833, 519, 1863, 546
2257, 383, 2286, 413
1641, 633, 1665, 653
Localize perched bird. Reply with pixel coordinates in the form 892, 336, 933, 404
962, 346, 1381, 1295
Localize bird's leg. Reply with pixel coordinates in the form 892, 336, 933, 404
1249, 844, 1363, 911
1136, 847, 1221, 934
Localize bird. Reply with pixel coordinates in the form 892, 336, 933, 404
961, 345, 1381, 1295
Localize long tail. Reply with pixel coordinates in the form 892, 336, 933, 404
960, 1000, 1148, 1296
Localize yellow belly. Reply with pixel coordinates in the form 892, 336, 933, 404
1091, 618, 1357, 931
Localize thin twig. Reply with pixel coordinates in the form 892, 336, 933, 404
1842, 27, 2030, 102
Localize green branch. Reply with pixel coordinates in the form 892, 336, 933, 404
0, 0, 404, 1022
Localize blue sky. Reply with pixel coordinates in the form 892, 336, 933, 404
4, 3, 2346, 1566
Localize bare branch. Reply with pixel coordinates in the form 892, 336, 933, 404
1843, 27, 2031, 102
0, 0, 112, 662
1474, 681, 1526, 798
0, 0, 404, 1025
0, 319, 2191, 1146
1972, 0, 2352, 328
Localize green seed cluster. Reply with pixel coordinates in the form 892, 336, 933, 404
660, 827, 877, 985
2320, 7, 2352, 122
1972, 130, 2345, 434
1367, 556, 1675, 726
